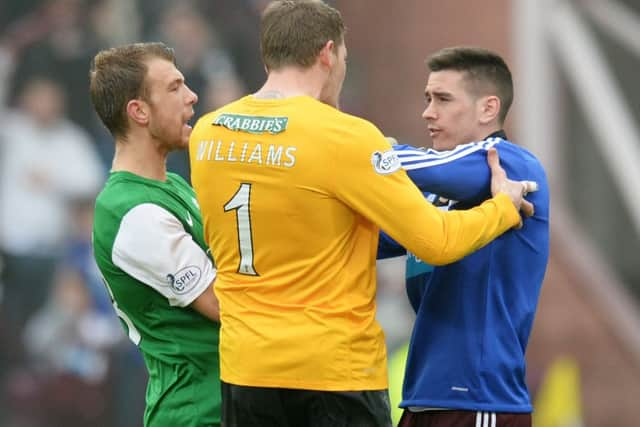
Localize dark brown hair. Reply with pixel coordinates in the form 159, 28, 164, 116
427, 46, 513, 124
260, 0, 345, 71
89, 42, 175, 138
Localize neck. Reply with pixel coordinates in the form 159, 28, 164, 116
484, 126, 505, 140
254, 66, 325, 100
112, 128, 168, 181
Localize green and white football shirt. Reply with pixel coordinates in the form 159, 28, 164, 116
93, 171, 220, 427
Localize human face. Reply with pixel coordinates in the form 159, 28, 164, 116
422, 70, 485, 151
20, 79, 65, 126
144, 58, 198, 151
320, 40, 347, 108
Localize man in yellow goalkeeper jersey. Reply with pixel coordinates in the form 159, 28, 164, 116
189, 1, 536, 426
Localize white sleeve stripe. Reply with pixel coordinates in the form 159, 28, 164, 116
396, 138, 501, 159
402, 147, 483, 169
401, 144, 480, 159
400, 139, 500, 170
395, 149, 429, 157
397, 142, 487, 160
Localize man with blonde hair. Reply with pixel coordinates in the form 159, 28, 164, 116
90, 42, 221, 427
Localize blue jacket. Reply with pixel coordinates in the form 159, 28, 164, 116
378, 133, 549, 412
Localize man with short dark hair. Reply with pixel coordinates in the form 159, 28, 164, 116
380, 46, 549, 427
90, 42, 221, 427
190, 3, 537, 426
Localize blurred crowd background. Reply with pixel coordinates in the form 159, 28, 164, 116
0, 1, 639, 426
0, 1, 262, 426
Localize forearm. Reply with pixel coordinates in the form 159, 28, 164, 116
190, 280, 219, 322
388, 193, 520, 266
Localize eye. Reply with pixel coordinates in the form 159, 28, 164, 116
169, 79, 184, 92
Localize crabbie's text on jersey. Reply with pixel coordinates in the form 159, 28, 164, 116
194, 140, 297, 168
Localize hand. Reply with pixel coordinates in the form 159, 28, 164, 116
487, 148, 538, 220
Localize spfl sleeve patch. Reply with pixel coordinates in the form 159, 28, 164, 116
371, 150, 402, 175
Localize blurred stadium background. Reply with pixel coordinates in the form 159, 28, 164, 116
0, 0, 638, 426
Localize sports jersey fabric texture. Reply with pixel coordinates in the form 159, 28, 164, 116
189, 95, 521, 391
93, 171, 221, 426
379, 135, 549, 412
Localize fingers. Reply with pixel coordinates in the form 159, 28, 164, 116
520, 199, 535, 218
487, 149, 539, 197
488, 148, 508, 198
486, 147, 500, 172
487, 147, 538, 225
521, 180, 539, 195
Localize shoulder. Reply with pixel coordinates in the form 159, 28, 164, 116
167, 172, 191, 188
193, 110, 218, 131
120, 203, 179, 229
95, 197, 180, 243
50, 120, 95, 149
490, 137, 532, 158
492, 138, 549, 200
317, 106, 386, 149
323, 103, 381, 136
280, 96, 383, 137
491, 138, 545, 168
0, 111, 28, 130
94, 174, 158, 218
193, 96, 251, 131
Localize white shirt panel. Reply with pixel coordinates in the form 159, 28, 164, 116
112, 203, 215, 307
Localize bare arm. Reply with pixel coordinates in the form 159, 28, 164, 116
190, 279, 220, 322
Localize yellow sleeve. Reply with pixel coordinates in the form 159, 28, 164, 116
332, 121, 521, 265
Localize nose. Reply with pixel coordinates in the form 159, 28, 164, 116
186, 85, 198, 105
422, 103, 436, 121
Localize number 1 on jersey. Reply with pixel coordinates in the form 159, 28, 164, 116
224, 183, 258, 275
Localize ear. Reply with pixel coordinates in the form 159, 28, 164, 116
318, 40, 335, 68
478, 95, 501, 125
126, 99, 149, 126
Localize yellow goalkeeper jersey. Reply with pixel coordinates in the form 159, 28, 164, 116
189, 95, 519, 391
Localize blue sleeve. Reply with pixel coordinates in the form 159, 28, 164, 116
377, 229, 406, 259
393, 139, 508, 204
405, 253, 433, 313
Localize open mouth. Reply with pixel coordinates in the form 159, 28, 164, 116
184, 111, 195, 130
